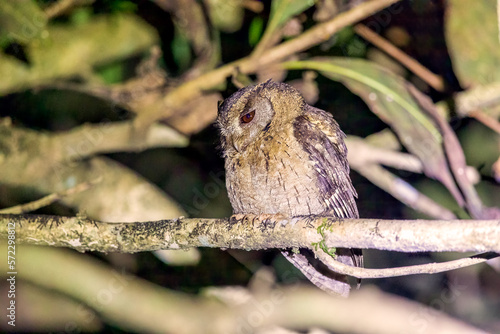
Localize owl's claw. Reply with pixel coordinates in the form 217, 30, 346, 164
230, 214, 247, 221
230, 213, 285, 223
230, 213, 289, 227
257, 213, 285, 221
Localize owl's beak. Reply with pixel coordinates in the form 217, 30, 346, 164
232, 140, 241, 153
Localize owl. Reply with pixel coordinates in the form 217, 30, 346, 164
217, 80, 361, 296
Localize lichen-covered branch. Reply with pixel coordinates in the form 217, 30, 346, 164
2, 214, 498, 254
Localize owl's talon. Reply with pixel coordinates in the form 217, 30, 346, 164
257, 213, 286, 223
230, 214, 246, 222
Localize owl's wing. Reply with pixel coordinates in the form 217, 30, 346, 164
293, 105, 359, 219
294, 106, 363, 270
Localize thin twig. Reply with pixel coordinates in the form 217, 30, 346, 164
44, 0, 95, 19
0, 180, 99, 214
250, 0, 402, 70
283, 251, 350, 296
469, 109, 500, 134
353, 164, 457, 219
315, 250, 498, 279
354, 24, 445, 91
346, 136, 480, 184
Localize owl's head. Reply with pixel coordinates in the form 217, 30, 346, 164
217, 80, 305, 155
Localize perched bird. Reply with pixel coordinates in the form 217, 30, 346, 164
217, 80, 361, 296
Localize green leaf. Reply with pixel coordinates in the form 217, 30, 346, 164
249, 17, 264, 46
445, 0, 500, 86
172, 27, 192, 72
97, 61, 125, 84
0, 0, 48, 43
206, 0, 244, 33
284, 58, 464, 205
252, 0, 314, 55
102, 0, 137, 13
70, 7, 93, 26
269, 0, 314, 29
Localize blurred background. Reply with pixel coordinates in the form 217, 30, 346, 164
0, 0, 499, 333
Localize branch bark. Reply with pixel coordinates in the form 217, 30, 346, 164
2, 214, 498, 253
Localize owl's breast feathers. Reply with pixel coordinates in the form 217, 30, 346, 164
225, 102, 358, 221
225, 125, 319, 216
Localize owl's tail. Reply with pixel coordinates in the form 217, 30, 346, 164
281, 248, 362, 297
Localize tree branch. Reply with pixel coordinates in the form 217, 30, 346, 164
353, 23, 445, 91
52, 120, 188, 161
2, 214, 498, 254
2, 213, 499, 280
346, 136, 480, 183
353, 163, 457, 220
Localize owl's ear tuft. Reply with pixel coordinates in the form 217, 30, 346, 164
261, 78, 274, 88
217, 84, 257, 118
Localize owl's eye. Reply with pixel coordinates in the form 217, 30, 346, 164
240, 110, 255, 124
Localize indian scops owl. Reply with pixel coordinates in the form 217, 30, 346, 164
217, 80, 362, 296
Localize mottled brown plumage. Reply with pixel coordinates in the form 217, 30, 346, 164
217, 80, 361, 295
